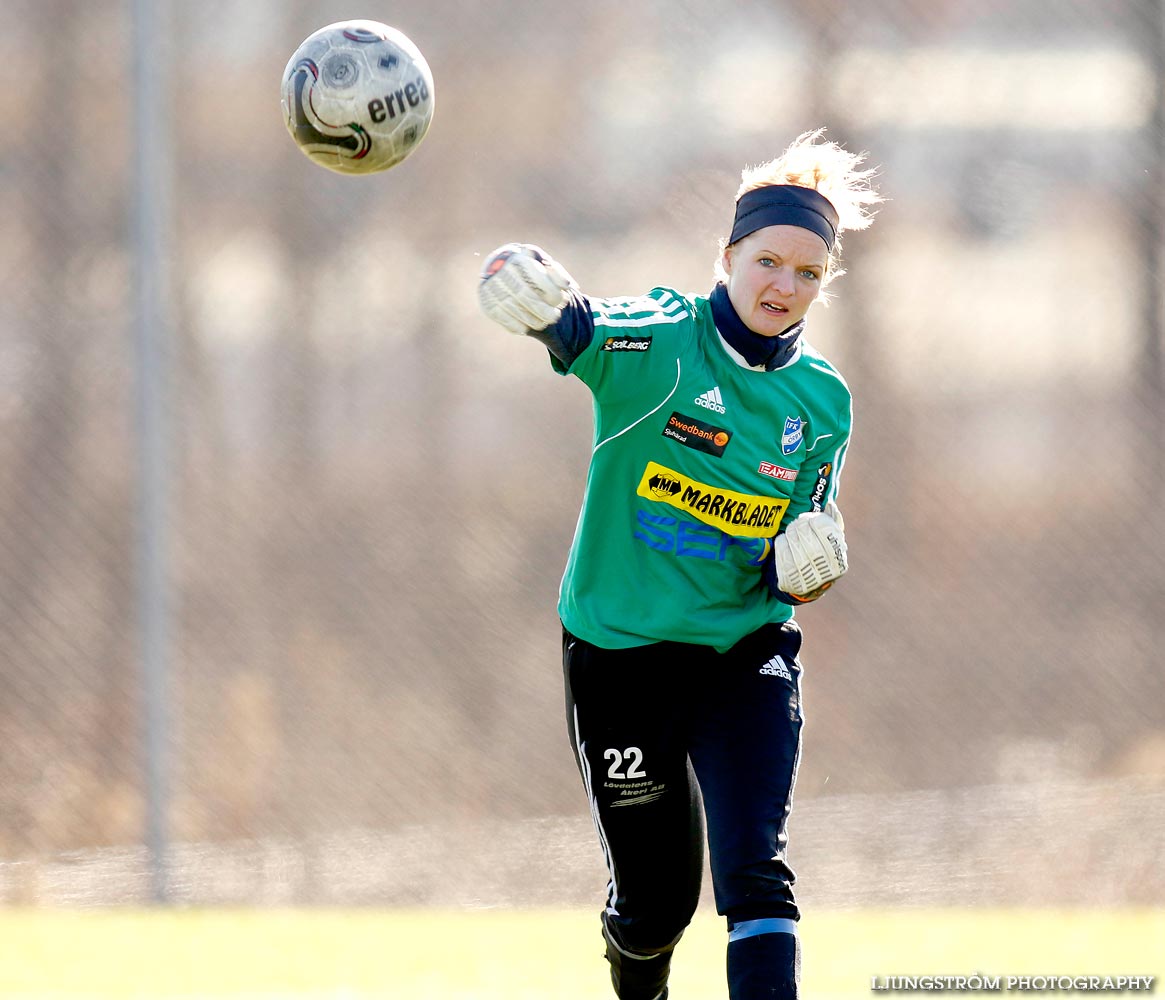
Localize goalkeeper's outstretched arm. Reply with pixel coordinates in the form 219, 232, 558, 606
478, 243, 595, 367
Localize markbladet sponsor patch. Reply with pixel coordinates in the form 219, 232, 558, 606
636, 461, 789, 538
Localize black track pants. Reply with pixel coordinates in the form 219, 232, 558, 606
563, 619, 805, 954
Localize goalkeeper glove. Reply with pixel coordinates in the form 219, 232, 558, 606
771, 500, 848, 602
478, 243, 575, 335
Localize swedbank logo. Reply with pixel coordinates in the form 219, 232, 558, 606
636, 461, 789, 538
661, 411, 731, 458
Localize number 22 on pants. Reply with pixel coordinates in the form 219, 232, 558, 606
605, 746, 646, 779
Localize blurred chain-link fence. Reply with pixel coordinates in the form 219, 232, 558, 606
1, 0, 1163, 906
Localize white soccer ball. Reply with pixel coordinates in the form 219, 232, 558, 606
280, 20, 434, 175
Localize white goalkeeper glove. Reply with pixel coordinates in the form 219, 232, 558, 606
773, 500, 848, 599
477, 243, 575, 335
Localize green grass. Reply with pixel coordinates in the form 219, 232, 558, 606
0, 908, 1160, 998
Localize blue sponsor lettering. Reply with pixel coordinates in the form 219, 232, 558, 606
633, 511, 675, 552
634, 511, 768, 564
676, 521, 722, 559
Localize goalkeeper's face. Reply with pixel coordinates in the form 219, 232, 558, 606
721, 225, 827, 338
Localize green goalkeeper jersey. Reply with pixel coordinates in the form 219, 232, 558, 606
551, 286, 852, 652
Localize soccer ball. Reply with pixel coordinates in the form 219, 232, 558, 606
280, 20, 434, 175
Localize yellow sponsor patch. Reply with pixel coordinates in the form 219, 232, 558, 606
636, 461, 789, 538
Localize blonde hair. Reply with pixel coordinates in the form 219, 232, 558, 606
718, 128, 881, 288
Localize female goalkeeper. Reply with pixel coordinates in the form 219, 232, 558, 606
477, 129, 879, 1000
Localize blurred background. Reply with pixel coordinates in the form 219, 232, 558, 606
1, 0, 1163, 910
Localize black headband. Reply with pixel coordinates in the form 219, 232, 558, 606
729, 185, 839, 251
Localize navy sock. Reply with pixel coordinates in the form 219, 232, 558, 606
726, 923, 799, 1000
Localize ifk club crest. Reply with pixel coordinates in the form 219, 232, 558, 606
781, 416, 804, 456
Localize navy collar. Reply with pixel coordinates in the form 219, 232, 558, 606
709, 283, 804, 371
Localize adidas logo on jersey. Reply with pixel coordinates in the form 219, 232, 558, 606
759, 655, 792, 681
694, 386, 726, 413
